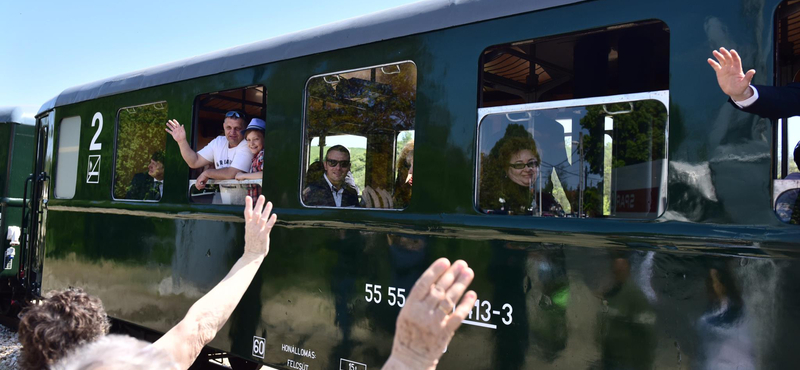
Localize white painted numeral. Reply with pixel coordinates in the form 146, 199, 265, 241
89, 112, 103, 151
388, 287, 397, 306
252, 336, 265, 359
502, 303, 513, 325
365, 283, 373, 302
481, 300, 491, 321
397, 288, 406, 307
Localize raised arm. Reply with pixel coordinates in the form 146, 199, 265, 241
382, 258, 477, 370
707, 47, 756, 102
708, 47, 800, 119
152, 196, 277, 370
166, 119, 212, 169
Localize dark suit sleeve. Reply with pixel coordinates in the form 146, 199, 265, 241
729, 83, 800, 120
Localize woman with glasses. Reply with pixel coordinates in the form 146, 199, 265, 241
479, 124, 561, 216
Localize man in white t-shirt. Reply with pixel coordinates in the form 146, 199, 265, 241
165, 111, 254, 189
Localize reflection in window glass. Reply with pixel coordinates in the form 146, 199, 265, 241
54, 116, 81, 199
477, 94, 668, 218
302, 61, 417, 209
113, 102, 168, 201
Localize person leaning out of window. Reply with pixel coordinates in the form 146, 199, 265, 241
165, 110, 253, 190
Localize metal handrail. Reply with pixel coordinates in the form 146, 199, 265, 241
0, 197, 25, 207
188, 179, 262, 187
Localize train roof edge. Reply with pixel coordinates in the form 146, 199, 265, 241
0, 106, 37, 126
37, 0, 584, 115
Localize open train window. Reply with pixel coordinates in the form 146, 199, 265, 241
772, 0, 800, 224
112, 102, 168, 201
301, 61, 417, 209
479, 20, 669, 107
476, 92, 668, 218
189, 85, 266, 205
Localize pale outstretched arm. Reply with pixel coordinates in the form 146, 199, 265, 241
152, 196, 277, 370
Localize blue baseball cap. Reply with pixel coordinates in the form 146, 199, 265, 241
241, 118, 266, 135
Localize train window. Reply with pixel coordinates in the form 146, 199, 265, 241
301, 61, 417, 209
476, 91, 668, 218
190, 85, 266, 205
479, 20, 669, 107
113, 102, 168, 201
772, 1, 800, 224
54, 116, 81, 199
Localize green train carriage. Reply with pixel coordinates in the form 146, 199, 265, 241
0, 106, 36, 302
20, 0, 800, 368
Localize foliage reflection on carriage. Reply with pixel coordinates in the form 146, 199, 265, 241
8, 0, 800, 369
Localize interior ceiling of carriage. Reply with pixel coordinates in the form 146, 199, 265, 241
781, 0, 800, 57
481, 19, 668, 107
196, 86, 265, 121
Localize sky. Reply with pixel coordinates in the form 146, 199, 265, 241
0, 0, 420, 111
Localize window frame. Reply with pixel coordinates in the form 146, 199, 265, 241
299, 60, 417, 211
188, 85, 267, 206
771, 1, 800, 221
474, 90, 670, 218
111, 101, 168, 202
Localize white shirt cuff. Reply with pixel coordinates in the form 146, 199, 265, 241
732, 85, 759, 108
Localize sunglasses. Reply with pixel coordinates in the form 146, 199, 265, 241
326, 159, 351, 168
225, 110, 245, 119
508, 160, 538, 170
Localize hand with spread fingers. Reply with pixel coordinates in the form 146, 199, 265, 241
165, 119, 187, 143
707, 47, 756, 102
243, 195, 277, 258
382, 258, 477, 370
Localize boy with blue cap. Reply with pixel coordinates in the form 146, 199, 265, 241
235, 118, 266, 198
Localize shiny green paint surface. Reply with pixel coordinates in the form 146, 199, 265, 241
38, 0, 800, 369
0, 124, 10, 197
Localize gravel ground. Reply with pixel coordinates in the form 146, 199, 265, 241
0, 324, 20, 370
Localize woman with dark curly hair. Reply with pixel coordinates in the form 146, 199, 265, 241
480, 124, 561, 215
17, 288, 110, 370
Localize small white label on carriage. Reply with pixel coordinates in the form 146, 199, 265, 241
287, 359, 309, 370
340, 358, 367, 370
252, 336, 265, 359
86, 155, 101, 184
282, 343, 316, 359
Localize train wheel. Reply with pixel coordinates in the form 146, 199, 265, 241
229, 356, 262, 370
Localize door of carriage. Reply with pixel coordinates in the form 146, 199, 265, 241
21, 110, 53, 299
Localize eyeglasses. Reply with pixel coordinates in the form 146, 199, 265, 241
326, 159, 351, 168
508, 160, 538, 170
225, 111, 245, 119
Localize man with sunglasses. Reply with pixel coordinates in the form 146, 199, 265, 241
165, 111, 253, 189
303, 145, 360, 207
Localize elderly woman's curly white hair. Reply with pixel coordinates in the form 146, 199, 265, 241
51, 334, 178, 370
